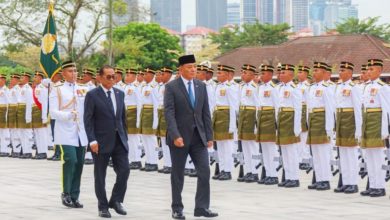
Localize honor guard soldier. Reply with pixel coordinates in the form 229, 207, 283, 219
212, 64, 238, 181
135, 70, 144, 87
296, 66, 312, 170
360, 59, 390, 197
306, 62, 335, 191
18, 72, 34, 159
114, 68, 126, 91
157, 67, 174, 174
236, 64, 259, 183
206, 67, 216, 88
82, 68, 96, 91
256, 65, 280, 185
31, 71, 49, 159
8, 74, 21, 157
333, 61, 362, 194
359, 65, 370, 92
139, 68, 159, 172
276, 64, 302, 188
124, 68, 143, 170
49, 60, 89, 208
82, 68, 96, 165
196, 65, 215, 114
0, 73, 10, 156
48, 72, 63, 161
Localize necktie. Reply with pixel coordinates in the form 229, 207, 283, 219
188, 81, 195, 108
107, 90, 115, 115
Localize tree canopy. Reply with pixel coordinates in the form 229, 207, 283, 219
210, 22, 291, 54
334, 17, 390, 42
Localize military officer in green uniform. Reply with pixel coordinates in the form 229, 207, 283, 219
49, 61, 89, 208
237, 64, 259, 183
276, 64, 302, 188
0, 73, 10, 156
360, 59, 389, 197
333, 62, 362, 194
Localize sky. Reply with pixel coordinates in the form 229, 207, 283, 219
180, 0, 390, 32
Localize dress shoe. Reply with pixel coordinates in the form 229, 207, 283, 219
140, 163, 148, 171
71, 199, 84, 208
12, 152, 21, 158
237, 173, 251, 182
334, 185, 348, 193
145, 164, 158, 172
130, 161, 142, 170
163, 167, 172, 174
194, 208, 218, 218
184, 168, 191, 176
369, 188, 386, 197
172, 211, 185, 219
218, 172, 232, 180
20, 153, 32, 159
188, 169, 198, 177
84, 158, 94, 165
99, 209, 111, 218
264, 177, 279, 185
61, 193, 73, 208
0, 152, 9, 157
48, 145, 54, 150
257, 176, 268, 184
344, 185, 358, 194
109, 201, 127, 215
245, 174, 259, 183
299, 163, 310, 170
284, 180, 300, 188
278, 180, 288, 187
33, 153, 47, 160
108, 160, 113, 167
360, 188, 373, 196
308, 182, 319, 190
316, 181, 331, 191
212, 172, 223, 180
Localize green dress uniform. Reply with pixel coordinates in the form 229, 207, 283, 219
49, 61, 90, 203
359, 59, 389, 194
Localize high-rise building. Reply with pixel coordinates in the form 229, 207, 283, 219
150, 0, 181, 32
291, 0, 309, 32
110, 0, 140, 26
227, 2, 241, 26
259, 0, 274, 24
241, 0, 260, 25
275, 0, 288, 24
196, 0, 228, 31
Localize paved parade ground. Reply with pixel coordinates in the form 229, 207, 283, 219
1, 155, 390, 220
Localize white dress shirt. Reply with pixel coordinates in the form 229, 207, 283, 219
101, 85, 117, 115
181, 76, 195, 101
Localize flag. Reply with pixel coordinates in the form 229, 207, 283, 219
40, 3, 61, 79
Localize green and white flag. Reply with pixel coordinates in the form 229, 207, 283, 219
40, 3, 61, 79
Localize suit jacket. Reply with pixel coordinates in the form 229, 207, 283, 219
164, 78, 213, 148
84, 86, 128, 154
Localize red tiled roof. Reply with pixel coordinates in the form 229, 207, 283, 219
213, 34, 390, 75
183, 26, 218, 36
161, 26, 180, 36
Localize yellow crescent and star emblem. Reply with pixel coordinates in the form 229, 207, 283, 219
41, 33, 56, 55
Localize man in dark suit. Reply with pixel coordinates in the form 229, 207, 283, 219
84, 65, 130, 218
164, 55, 218, 219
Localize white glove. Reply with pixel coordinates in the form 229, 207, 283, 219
42, 119, 48, 124
254, 126, 257, 135
42, 78, 51, 87
382, 135, 389, 140
326, 130, 332, 138
152, 122, 158, 130
136, 122, 140, 129
68, 111, 78, 121
229, 127, 236, 134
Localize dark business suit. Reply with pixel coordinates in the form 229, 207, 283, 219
84, 86, 130, 211
164, 77, 213, 212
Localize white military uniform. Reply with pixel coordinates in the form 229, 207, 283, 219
297, 80, 311, 162
278, 81, 302, 181
215, 81, 237, 173
139, 81, 159, 166
124, 81, 142, 164
84, 80, 96, 161
33, 82, 49, 155
335, 79, 362, 186
17, 83, 33, 155
8, 85, 21, 153
0, 85, 10, 154
239, 80, 260, 175
257, 81, 280, 178
157, 82, 172, 168
362, 78, 390, 190
114, 81, 126, 92
49, 81, 89, 147
306, 81, 335, 182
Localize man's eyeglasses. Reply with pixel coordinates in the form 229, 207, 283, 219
104, 75, 115, 80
